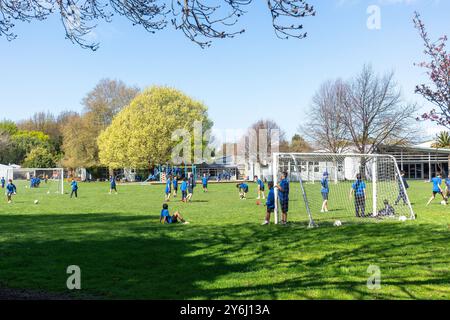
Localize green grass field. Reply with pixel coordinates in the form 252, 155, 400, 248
0, 180, 449, 299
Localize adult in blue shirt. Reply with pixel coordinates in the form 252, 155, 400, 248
254, 175, 266, 200
350, 173, 366, 217
427, 172, 446, 206
109, 175, 118, 194
1, 176, 5, 189
202, 174, 209, 193
320, 172, 329, 213
262, 182, 275, 225
160, 204, 189, 224
70, 179, 79, 198
275, 172, 290, 225
395, 170, 409, 206
6, 179, 17, 203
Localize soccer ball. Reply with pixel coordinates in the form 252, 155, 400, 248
256, 200, 261, 206
399, 216, 407, 222
333, 220, 342, 227
47, 191, 51, 194
441, 200, 447, 206
34, 200, 39, 205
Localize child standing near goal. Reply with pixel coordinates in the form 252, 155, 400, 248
320, 172, 329, 213
70, 179, 78, 198
275, 172, 290, 225
1, 177, 5, 189
255, 176, 266, 200
262, 181, 275, 225
427, 173, 446, 206
350, 174, 366, 218
394, 170, 409, 206
5, 179, 17, 204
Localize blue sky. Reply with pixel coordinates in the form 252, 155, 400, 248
0, 0, 449, 141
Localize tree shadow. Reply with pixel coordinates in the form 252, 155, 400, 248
0, 214, 449, 299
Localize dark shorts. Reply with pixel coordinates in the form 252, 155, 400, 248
182, 191, 187, 198
174, 186, 178, 191
267, 207, 274, 213
259, 186, 265, 192
111, 185, 117, 190
188, 188, 193, 194
322, 192, 328, 200
280, 200, 289, 213
243, 187, 249, 193
433, 191, 443, 197
203, 184, 207, 188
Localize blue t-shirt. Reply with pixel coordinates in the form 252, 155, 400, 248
445, 178, 450, 188
202, 176, 208, 186
432, 177, 442, 192
71, 181, 78, 191
321, 178, 329, 193
173, 179, 178, 188
181, 181, 188, 192
110, 177, 116, 187
240, 183, 249, 191
1, 178, 5, 186
257, 179, 264, 189
161, 209, 172, 224
266, 188, 275, 209
6, 183, 16, 194
352, 180, 366, 196
278, 179, 290, 202
165, 179, 172, 193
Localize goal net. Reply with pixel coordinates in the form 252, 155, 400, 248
272, 153, 415, 226
9, 168, 64, 195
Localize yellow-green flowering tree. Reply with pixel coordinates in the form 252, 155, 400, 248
98, 86, 213, 169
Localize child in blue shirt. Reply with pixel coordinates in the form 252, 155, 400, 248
70, 179, 78, 198
1, 176, 6, 189
320, 172, 329, 213
173, 176, 178, 198
236, 182, 249, 199
160, 203, 189, 225
202, 174, 208, 193
109, 175, 118, 194
165, 175, 172, 202
180, 178, 188, 202
427, 173, 446, 206
350, 173, 366, 217
395, 170, 409, 206
5, 179, 17, 203
262, 182, 275, 225
275, 172, 290, 225
254, 175, 266, 200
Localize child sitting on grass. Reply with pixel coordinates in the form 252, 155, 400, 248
160, 203, 189, 225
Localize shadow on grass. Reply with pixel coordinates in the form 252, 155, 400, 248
0, 213, 449, 299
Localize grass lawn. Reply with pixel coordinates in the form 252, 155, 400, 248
0, 180, 449, 299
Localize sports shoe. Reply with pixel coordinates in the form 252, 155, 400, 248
261, 221, 269, 225
320, 210, 325, 213
183, 221, 190, 225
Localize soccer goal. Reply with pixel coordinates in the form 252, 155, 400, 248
8, 168, 65, 195
272, 153, 415, 226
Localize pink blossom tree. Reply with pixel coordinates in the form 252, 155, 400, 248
413, 12, 450, 128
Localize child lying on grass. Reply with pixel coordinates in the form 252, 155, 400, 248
160, 203, 189, 225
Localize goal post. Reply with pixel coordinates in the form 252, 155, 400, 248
11, 168, 65, 195
272, 153, 415, 225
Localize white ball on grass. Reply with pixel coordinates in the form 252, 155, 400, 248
399, 216, 407, 222
441, 200, 447, 206
47, 191, 50, 194
34, 200, 39, 205
333, 220, 342, 227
